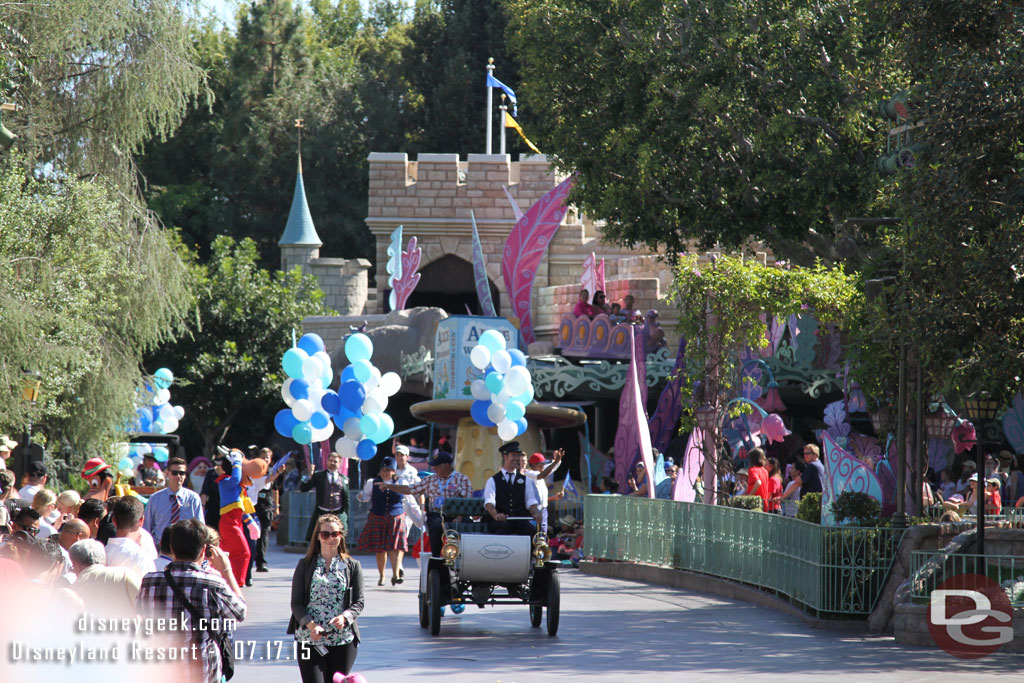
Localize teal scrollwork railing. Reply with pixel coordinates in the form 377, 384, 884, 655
528, 347, 675, 400
583, 494, 905, 615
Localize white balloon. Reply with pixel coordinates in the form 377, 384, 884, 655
302, 356, 325, 381
497, 419, 518, 441
470, 379, 490, 401
496, 388, 512, 405
307, 387, 325, 409
362, 366, 381, 392
470, 345, 491, 370
173, 405, 185, 420
139, 444, 152, 455
158, 404, 175, 421
163, 417, 179, 433
505, 365, 531, 396
343, 417, 363, 440
292, 399, 314, 422
379, 372, 402, 397
335, 437, 358, 459
487, 402, 507, 424
307, 378, 324, 393
312, 421, 335, 442
491, 349, 512, 374
368, 388, 388, 409
362, 394, 384, 415
314, 350, 332, 370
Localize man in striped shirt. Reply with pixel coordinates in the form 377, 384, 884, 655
144, 457, 204, 543
137, 519, 246, 683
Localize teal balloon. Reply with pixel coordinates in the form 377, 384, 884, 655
484, 371, 504, 395
505, 400, 526, 422
372, 413, 394, 444
153, 367, 174, 390
352, 359, 373, 384
118, 457, 134, 471
514, 384, 535, 406
345, 333, 373, 363
478, 329, 506, 353
292, 421, 313, 445
359, 413, 380, 438
282, 348, 308, 379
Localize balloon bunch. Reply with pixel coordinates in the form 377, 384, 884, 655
275, 333, 339, 446
114, 442, 170, 474
333, 333, 402, 461
134, 368, 185, 434
467, 330, 534, 441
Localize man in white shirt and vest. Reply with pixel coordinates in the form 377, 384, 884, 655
483, 441, 541, 536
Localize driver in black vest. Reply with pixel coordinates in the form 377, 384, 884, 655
483, 441, 541, 536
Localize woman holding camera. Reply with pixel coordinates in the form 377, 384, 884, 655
289, 514, 364, 682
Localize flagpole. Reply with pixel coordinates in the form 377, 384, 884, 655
486, 57, 494, 154
499, 95, 507, 156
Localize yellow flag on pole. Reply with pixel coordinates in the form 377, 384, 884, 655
504, 112, 541, 155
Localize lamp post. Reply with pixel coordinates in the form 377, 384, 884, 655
18, 370, 42, 482
962, 394, 1000, 557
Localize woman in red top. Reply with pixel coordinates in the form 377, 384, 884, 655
745, 448, 771, 511
765, 456, 783, 513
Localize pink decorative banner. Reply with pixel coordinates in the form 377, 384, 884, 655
393, 236, 422, 310
501, 175, 576, 344
596, 258, 606, 296
581, 253, 597, 302
613, 327, 653, 495
673, 428, 704, 502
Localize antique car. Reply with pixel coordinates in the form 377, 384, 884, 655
418, 497, 561, 636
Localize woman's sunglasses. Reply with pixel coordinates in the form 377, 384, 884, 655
319, 530, 342, 540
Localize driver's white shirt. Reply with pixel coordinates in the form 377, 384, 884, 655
483, 468, 540, 510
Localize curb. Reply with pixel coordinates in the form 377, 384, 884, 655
579, 560, 869, 632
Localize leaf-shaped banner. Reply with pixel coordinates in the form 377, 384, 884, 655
581, 252, 597, 301
393, 236, 421, 310
469, 211, 496, 316
386, 226, 403, 311
821, 431, 883, 525
1003, 393, 1024, 455
501, 175, 576, 343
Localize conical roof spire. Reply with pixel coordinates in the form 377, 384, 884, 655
278, 120, 322, 248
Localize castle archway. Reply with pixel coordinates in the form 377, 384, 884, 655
385, 254, 501, 316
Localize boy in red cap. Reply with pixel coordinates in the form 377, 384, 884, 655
525, 449, 564, 534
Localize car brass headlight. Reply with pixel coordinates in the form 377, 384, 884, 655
441, 542, 460, 561
444, 529, 460, 544
532, 532, 549, 547
533, 546, 552, 562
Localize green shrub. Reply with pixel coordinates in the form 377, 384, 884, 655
797, 493, 822, 523
831, 491, 881, 526
725, 495, 764, 511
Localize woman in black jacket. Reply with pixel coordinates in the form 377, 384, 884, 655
289, 513, 364, 682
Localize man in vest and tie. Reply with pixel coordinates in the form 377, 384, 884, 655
144, 457, 204, 543
483, 442, 542, 536
300, 452, 349, 541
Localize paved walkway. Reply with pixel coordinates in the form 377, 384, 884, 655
233, 542, 1021, 681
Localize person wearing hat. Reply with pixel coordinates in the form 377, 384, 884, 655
984, 476, 1003, 516
18, 461, 47, 503
134, 452, 165, 488
391, 441, 423, 579
524, 449, 564, 534
215, 448, 253, 586
944, 472, 982, 514
355, 456, 407, 586
81, 458, 115, 502
0, 435, 17, 470
955, 460, 977, 497
483, 441, 542, 536
376, 449, 472, 560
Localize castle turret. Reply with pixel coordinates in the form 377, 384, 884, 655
278, 152, 322, 276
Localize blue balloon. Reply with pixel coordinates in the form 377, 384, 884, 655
282, 348, 308, 379
359, 413, 381, 438
153, 367, 175, 390
335, 407, 358, 424
274, 409, 299, 437
345, 333, 374, 363
514, 417, 528, 436
478, 329, 506, 353
484, 371, 504, 395
320, 390, 341, 415
514, 385, 535, 406
310, 411, 330, 430
352, 359, 373, 384
340, 380, 366, 412
289, 378, 310, 401
297, 333, 326, 356
292, 422, 313, 445
356, 438, 377, 461
471, 399, 496, 427
373, 413, 394, 444
508, 349, 527, 367
340, 365, 357, 383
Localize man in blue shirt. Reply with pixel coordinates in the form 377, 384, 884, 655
144, 457, 204, 542
781, 444, 825, 500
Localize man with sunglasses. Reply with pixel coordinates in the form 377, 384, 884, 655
11, 507, 41, 537
144, 457, 204, 542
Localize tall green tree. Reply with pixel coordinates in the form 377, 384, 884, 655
505, 0, 895, 262
145, 236, 330, 457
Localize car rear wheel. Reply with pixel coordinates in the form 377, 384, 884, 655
428, 569, 443, 636
418, 588, 429, 628
546, 571, 560, 636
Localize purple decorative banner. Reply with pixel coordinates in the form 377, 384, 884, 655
613, 327, 652, 494
648, 335, 687, 453
821, 431, 884, 525
673, 428, 704, 502
501, 175, 576, 344
469, 211, 496, 316
392, 236, 422, 310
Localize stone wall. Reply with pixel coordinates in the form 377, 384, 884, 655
894, 604, 1024, 652
307, 257, 371, 316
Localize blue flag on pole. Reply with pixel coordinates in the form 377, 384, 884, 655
562, 470, 581, 498
486, 73, 518, 116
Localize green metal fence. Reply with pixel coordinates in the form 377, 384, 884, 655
910, 550, 1024, 607
584, 494, 905, 615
